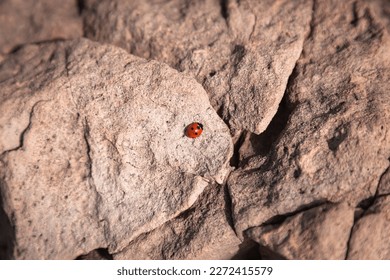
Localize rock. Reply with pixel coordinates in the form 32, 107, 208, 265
247, 203, 354, 259
114, 184, 241, 260
378, 167, 390, 196
348, 195, 390, 259
83, 0, 312, 134
228, 0, 390, 237
0, 0, 82, 55
368, 0, 390, 34
0, 39, 232, 259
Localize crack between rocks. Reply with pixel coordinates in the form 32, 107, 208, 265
64, 45, 73, 78
0, 100, 49, 159
77, 0, 85, 15
345, 162, 390, 259
240, 200, 331, 259
258, 199, 331, 227
230, 131, 246, 168
220, 0, 229, 24
223, 183, 238, 237
223, 0, 318, 243
75, 247, 113, 260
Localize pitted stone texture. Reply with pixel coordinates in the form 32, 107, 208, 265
83, 0, 312, 134
247, 203, 354, 259
0, 39, 232, 259
378, 167, 390, 196
0, 0, 82, 55
348, 196, 390, 259
228, 0, 390, 237
115, 185, 240, 260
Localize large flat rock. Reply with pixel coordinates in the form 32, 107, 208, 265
0, 39, 232, 259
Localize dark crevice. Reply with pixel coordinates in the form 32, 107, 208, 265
75, 248, 113, 260
64, 45, 72, 77
230, 131, 246, 167
0, 182, 15, 260
223, 184, 237, 236
231, 238, 261, 260
258, 245, 287, 260
220, 0, 229, 22
344, 220, 355, 259
355, 163, 390, 217
8, 39, 66, 55
239, 70, 297, 167
83, 118, 93, 180
251, 92, 294, 159
261, 199, 330, 227
345, 163, 390, 259
77, 0, 85, 15
350, 1, 359, 26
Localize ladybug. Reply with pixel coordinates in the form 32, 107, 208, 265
185, 122, 203, 138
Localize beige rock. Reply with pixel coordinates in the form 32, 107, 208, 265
378, 167, 390, 195
348, 195, 390, 259
0, 0, 82, 54
0, 39, 232, 259
368, 0, 390, 34
247, 203, 354, 259
83, 0, 312, 134
115, 184, 240, 260
229, 0, 390, 237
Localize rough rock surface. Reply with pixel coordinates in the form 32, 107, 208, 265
83, 0, 312, 134
378, 166, 390, 196
347, 196, 390, 259
247, 203, 354, 259
1, 0, 390, 261
229, 0, 390, 243
0, 39, 232, 259
115, 184, 240, 260
0, 0, 82, 55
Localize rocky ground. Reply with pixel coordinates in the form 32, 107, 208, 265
0, 0, 389, 260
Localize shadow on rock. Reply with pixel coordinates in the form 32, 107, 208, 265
0, 184, 15, 259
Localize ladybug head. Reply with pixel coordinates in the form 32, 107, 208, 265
196, 123, 203, 130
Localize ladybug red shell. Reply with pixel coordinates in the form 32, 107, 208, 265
185, 122, 203, 138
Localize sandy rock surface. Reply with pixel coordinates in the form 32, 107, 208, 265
0, 0, 82, 55
115, 184, 240, 260
348, 196, 390, 259
247, 203, 354, 259
83, 0, 312, 134
0, 39, 232, 259
0, 0, 390, 260
228, 0, 390, 241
